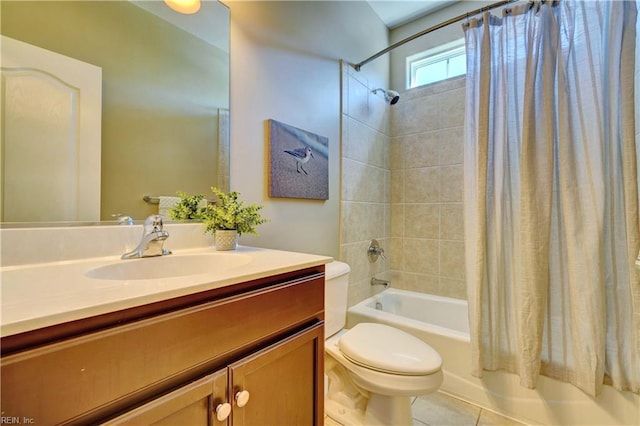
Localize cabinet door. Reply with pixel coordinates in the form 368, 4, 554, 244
229, 323, 324, 426
105, 369, 228, 425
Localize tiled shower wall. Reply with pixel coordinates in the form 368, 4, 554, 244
340, 64, 467, 305
339, 63, 392, 306
343, 44, 638, 304
389, 76, 467, 299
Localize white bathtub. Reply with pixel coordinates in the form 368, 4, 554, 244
347, 288, 640, 426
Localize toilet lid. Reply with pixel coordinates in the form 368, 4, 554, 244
338, 323, 442, 376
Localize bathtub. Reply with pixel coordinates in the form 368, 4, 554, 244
347, 288, 640, 426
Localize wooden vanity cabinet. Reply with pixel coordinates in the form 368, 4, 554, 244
1, 267, 325, 425
106, 324, 323, 426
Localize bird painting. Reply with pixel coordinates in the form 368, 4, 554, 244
284, 146, 314, 175
269, 119, 328, 200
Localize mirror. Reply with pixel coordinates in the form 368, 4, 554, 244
0, 0, 229, 225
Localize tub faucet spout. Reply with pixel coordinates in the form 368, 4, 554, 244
371, 277, 390, 289
121, 215, 172, 259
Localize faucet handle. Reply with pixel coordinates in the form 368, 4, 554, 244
144, 214, 164, 232
367, 239, 386, 262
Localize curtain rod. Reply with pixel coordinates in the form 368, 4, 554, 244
352, 0, 518, 71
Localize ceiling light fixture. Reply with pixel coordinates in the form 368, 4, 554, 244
164, 0, 201, 14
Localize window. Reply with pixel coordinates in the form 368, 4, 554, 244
407, 39, 466, 89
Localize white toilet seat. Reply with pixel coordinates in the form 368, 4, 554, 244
338, 323, 442, 375
325, 328, 443, 397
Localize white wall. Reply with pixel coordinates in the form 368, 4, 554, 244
227, 1, 389, 258
636, 8, 640, 203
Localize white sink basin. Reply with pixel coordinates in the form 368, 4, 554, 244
86, 253, 251, 281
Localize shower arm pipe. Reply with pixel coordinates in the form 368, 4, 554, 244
351, 0, 518, 72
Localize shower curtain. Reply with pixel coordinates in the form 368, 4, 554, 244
463, 0, 639, 396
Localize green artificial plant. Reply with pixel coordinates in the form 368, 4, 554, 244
168, 191, 207, 221
170, 187, 267, 236
202, 187, 267, 236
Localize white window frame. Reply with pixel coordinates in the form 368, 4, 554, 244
407, 39, 466, 89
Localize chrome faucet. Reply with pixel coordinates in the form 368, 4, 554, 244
121, 215, 171, 259
112, 213, 134, 225
371, 277, 390, 289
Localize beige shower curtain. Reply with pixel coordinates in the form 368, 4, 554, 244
463, 0, 639, 396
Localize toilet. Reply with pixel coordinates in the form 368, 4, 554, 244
324, 261, 443, 426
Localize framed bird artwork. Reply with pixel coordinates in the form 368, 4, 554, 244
267, 119, 329, 200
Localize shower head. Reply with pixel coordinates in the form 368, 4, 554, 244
372, 88, 400, 105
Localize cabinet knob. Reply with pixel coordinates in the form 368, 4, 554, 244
215, 402, 232, 421
235, 390, 250, 407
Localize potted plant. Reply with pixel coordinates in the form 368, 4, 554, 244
168, 191, 207, 221
170, 187, 267, 250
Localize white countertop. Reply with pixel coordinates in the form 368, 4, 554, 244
1, 246, 332, 338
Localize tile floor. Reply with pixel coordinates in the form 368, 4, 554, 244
324, 391, 527, 426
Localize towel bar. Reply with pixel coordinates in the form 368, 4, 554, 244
143, 195, 161, 204
143, 195, 214, 205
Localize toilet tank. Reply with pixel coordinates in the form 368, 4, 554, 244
324, 261, 351, 338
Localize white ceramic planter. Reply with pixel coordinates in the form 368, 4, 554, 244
215, 229, 237, 251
